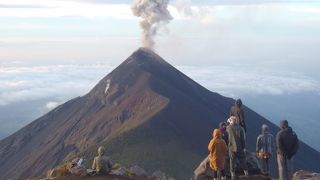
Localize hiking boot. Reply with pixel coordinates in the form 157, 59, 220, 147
244, 170, 249, 176
262, 173, 269, 177
231, 172, 236, 180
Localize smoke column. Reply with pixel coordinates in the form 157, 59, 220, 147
132, 0, 173, 49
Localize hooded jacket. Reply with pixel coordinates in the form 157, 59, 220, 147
256, 124, 274, 158
230, 99, 246, 132
208, 129, 228, 171
92, 146, 112, 173
227, 123, 246, 152
276, 125, 299, 159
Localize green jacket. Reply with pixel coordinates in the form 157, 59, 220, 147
227, 124, 246, 152
92, 155, 112, 174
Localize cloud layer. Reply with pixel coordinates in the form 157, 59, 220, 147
178, 65, 320, 97
1, 64, 319, 107
1, 64, 320, 149
0, 0, 132, 18
0, 64, 113, 106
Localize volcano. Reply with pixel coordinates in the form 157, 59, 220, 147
0, 48, 319, 179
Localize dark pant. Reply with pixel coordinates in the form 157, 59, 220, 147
213, 169, 226, 178
277, 154, 293, 180
229, 150, 248, 173
260, 157, 270, 175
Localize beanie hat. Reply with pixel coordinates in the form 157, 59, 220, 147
219, 122, 227, 128
280, 120, 288, 129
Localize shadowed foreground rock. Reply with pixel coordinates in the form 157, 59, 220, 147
46, 175, 156, 180
46, 158, 172, 180
293, 170, 320, 180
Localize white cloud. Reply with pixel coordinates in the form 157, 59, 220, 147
177, 65, 320, 97
1, 64, 319, 107
169, 3, 214, 25
289, 6, 320, 15
46, 101, 60, 110
0, 64, 113, 106
0, 0, 133, 18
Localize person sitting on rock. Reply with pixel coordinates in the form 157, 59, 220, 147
92, 146, 113, 175
208, 129, 228, 180
256, 124, 274, 177
227, 116, 249, 179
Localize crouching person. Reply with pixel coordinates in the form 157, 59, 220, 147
208, 129, 228, 180
92, 146, 113, 175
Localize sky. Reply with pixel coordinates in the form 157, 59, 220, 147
1, 0, 320, 67
1, 0, 320, 149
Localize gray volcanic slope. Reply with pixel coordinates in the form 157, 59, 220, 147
0, 48, 319, 180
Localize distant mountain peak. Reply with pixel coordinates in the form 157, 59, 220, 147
123, 47, 167, 66
137, 47, 154, 53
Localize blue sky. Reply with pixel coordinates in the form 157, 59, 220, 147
1, 0, 320, 150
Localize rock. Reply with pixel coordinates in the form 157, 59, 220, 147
47, 157, 88, 179
47, 164, 70, 178
192, 151, 262, 179
293, 170, 320, 180
244, 151, 261, 173
191, 155, 214, 180
129, 165, 147, 176
110, 167, 129, 176
238, 174, 274, 180
224, 151, 261, 175
66, 158, 87, 176
152, 170, 170, 180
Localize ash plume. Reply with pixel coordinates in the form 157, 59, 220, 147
132, 0, 173, 49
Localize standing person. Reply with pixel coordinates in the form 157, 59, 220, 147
276, 120, 299, 180
219, 122, 228, 145
208, 129, 228, 180
256, 124, 274, 177
230, 99, 247, 132
227, 116, 249, 179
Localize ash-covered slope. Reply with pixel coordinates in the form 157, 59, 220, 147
0, 48, 319, 179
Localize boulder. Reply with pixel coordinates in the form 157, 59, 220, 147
66, 158, 87, 176
293, 170, 320, 180
47, 164, 70, 178
191, 155, 214, 180
152, 170, 170, 180
129, 165, 147, 176
192, 151, 262, 179
110, 167, 129, 176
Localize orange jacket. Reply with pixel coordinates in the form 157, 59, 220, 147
208, 129, 228, 171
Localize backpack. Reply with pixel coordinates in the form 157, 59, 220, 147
287, 131, 299, 159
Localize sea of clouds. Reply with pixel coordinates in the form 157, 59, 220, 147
1, 63, 320, 150
1, 64, 319, 108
